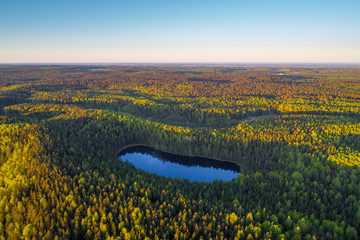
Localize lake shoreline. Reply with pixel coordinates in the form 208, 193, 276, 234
116, 143, 242, 169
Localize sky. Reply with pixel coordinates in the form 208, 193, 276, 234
1, 0, 359, 63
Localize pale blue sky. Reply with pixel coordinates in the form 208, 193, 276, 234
1, 0, 359, 63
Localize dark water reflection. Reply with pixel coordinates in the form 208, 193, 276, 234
119, 146, 240, 182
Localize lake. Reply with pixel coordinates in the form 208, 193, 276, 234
89, 67, 107, 71
119, 146, 240, 182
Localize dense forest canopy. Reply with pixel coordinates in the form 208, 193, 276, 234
1, 65, 360, 239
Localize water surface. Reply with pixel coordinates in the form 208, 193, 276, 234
89, 67, 107, 71
119, 146, 240, 182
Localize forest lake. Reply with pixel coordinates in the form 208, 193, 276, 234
118, 145, 240, 182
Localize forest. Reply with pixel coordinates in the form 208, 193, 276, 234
1, 64, 360, 239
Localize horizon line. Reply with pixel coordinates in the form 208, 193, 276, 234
1, 62, 360, 66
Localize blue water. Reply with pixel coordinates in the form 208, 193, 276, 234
89, 67, 107, 71
119, 146, 240, 182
